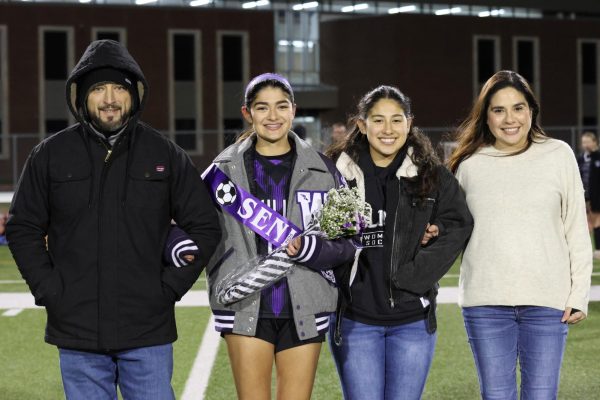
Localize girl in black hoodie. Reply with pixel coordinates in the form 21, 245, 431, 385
326, 86, 473, 400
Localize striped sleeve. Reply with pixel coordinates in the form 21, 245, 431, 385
288, 234, 357, 271
213, 310, 236, 333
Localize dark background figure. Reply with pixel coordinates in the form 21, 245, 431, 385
293, 123, 307, 139
6, 40, 220, 399
330, 122, 348, 146
578, 131, 600, 258
0, 212, 7, 245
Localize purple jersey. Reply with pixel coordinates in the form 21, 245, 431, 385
252, 150, 294, 318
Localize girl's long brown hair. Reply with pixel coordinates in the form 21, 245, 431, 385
447, 70, 547, 173
326, 85, 440, 197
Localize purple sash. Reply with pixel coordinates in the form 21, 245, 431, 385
202, 163, 301, 248
202, 163, 336, 286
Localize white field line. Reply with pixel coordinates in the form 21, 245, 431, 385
3, 308, 23, 316
0, 290, 210, 310
437, 285, 600, 303
181, 317, 220, 400
443, 272, 600, 279
0, 192, 13, 203
0, 278, 209, 285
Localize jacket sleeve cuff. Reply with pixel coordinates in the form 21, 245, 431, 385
288, 235, 323, 264
164, 225, 200, 268
431, 220, 446, 236
566, 295, 589, 316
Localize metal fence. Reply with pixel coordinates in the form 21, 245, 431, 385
0, 125, 593, 191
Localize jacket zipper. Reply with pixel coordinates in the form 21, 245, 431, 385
99, 139, 112, 163
389, 181, 402, 308
388, 181, 418, 308
96, 137, 120, 348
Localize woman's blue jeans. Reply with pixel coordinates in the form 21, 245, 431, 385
462, 306, 568, 400
329, 316, 436, 400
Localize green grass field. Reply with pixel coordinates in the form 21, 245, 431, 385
1, 245, 600, 399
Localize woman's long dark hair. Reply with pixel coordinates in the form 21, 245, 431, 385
326, 85, 440, 197
236, 74, 295, 143
448, 70, 547, 173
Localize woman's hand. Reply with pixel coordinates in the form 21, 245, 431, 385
421, 224, 439, 245
561, 307, 586, 324
286, 237, 302, 256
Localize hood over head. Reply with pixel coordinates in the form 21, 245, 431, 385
66, 40, 148, 125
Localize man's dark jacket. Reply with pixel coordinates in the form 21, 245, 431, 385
7, 40, 221, 351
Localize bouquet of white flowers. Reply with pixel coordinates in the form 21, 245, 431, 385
215, 187, 371, 305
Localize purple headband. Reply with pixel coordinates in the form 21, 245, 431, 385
244, 73, 294, 105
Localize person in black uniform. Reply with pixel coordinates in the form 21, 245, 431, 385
577, 131, 600, 258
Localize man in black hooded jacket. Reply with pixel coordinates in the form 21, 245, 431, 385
6, 40, 221, 399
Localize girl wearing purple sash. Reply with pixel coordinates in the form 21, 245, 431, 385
202, 73, 355, 399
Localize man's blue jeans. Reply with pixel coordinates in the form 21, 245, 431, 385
329, 316, 437, 400
58, 343, 175, 400
462, 306, 568, 400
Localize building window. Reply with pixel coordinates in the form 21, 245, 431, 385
39, 27, 74, 137
222, 35, 243, 82
473, 35, 500, 97
275, 10, 319, 85
169, 30, 202, 153
0, 26, 7, 158
579, 40, 600, 131
92, 27, 127, 45
218, 31, 248, 149
513, 37, 539, 93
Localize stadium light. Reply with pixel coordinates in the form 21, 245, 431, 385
242, 0, 269, 8
292, 1, 319, 11
135, 0, 158, 4
341, 3, 368, 13
79, 0, 92, 3
190, 0, 212, 6
388, 5, 416, 14
479, 9, 505, 17
278, 40, 315, 48
435, 7, 461, 16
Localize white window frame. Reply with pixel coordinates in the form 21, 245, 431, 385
168, 29, 203, 155
91, 27, 127, 46
38, 26, 75, 139
473, 35, 501, 99
512, 36, 540, 97
216, 30, 249, 151
577, 38, 600, 132
0, 25, 9, 160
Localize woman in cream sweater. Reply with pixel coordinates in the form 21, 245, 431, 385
448, 70, 592, 400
